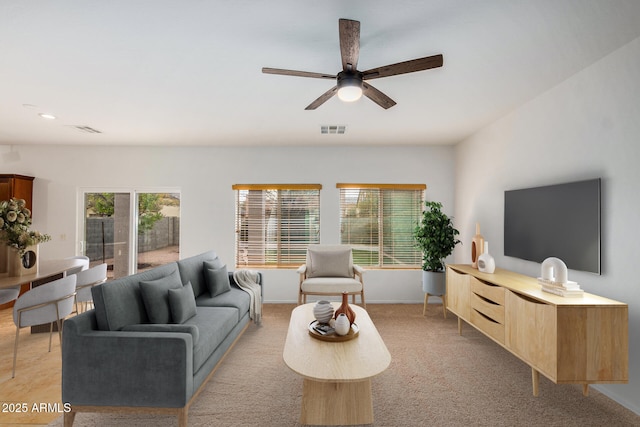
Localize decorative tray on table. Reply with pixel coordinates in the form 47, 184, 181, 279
308, 320, 359, 342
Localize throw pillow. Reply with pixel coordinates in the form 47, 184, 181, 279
308, 246, 352, 278
168, 282, 198, 324
139, 269, 183, 324
203, 258, 224, 271
204, 264, 231, 297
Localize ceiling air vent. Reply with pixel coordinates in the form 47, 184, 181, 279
71, 125, 102, 134
321, 125, 346, 134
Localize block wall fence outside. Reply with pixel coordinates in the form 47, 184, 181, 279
85, 217, 180, 261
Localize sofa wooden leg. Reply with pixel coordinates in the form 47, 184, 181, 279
178, 408, 188, 427
63, 410, 76, 427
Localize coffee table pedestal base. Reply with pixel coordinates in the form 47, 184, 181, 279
300, 378, 373, 425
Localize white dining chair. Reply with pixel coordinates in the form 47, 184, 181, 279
0, 286, 21, 306
65, 255, 90, 276
12, 275, 77, 378
73, 263, 107, 314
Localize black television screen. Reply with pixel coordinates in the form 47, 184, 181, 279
504, 178, 601, 274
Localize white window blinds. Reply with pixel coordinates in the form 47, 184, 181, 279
337, 183, 425, 268
233, 184, 321, 268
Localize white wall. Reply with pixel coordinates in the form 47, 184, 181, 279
1, 144, 455, 304
454, 37, 640, 413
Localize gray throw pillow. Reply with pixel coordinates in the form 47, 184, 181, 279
168, 282, 198, 324
203, 258, 224, 271
139, 269, 183, 324
205, 264, 231, 297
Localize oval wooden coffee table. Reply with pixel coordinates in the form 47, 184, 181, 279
283, 303, 391, 425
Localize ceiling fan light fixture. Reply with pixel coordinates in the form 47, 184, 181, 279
337, 72, 363, 102
338, 86, 362, 102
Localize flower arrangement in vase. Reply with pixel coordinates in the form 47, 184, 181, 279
0, 198, 51, 275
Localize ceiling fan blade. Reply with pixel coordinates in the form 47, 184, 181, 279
362, 82, 397, 109
339, 19, 360, 71
262, 67, 336, 80
305, 86, 338, 110
362, 54, 443, 80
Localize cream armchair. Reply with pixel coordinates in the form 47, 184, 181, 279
297, 245, 365, 307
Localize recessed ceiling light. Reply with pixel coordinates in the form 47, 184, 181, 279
39, 113, 56, 120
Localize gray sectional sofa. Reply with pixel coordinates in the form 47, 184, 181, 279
61, 250, 261, 427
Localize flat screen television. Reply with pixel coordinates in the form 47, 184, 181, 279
504, 178, 601, 274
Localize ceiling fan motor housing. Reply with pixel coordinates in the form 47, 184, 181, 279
337, 71, 364, 89
337, 71, 364, 102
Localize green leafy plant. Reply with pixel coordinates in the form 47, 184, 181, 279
138, 194, 164, 234
0, 198, 51, 255
413, 201, 461, 272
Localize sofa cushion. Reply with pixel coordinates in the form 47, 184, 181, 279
196, 287, 251, 322
301, 277, 363, 293
139, 269, 184, 324
92, 262, 178, 331
184, 307, 238, 373
121, 323, 200, 346
176, 251, 220, 298
307, 246, 352, 278
205, 265, 231, 297
168, 282, 197, 323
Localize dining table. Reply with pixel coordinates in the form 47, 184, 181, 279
0, 258, 87, 290
0, 258, 88, 332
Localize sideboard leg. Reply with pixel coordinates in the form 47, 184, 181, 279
442, 294, 447, 319
531, 368, 540, 396
583, 384, 590, 396
457, 317, 463, 335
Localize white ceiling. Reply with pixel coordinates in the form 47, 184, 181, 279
2, 0, 640, 148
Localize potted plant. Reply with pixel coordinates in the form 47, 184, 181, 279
413, 201, 461, 295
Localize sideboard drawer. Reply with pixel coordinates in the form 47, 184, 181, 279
470, 277, 505, 305
470, 292, 505, 325
470, 308, 505, 345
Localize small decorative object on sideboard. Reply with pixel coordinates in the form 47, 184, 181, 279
335, 291, 356, 324
0, 198, 51, 277
537, 257, 584, 297
313, 300, 334, 324
477, 241, 495, 274
471, 222, 484, 269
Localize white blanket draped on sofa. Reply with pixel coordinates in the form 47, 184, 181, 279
233, 269, 262, 325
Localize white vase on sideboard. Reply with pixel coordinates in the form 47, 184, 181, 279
477, 241, 495, 274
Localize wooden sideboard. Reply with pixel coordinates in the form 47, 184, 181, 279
446, 264, 628, 396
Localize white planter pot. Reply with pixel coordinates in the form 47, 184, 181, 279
422, 270, 446, 296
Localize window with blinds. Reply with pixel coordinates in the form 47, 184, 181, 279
337, 183, 426, 268
233, 184, 321, 268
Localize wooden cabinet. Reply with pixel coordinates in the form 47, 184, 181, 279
446, 264, 628, 396
0, 174, 35, 309
445, 267, 470, 330
0, 174, 34, 211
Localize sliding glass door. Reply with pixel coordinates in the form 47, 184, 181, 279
81, 190, 180, 279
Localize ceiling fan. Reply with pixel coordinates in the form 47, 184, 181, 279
262, 18, 443, 110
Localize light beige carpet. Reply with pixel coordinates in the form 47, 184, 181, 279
50, 304, 639, 426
